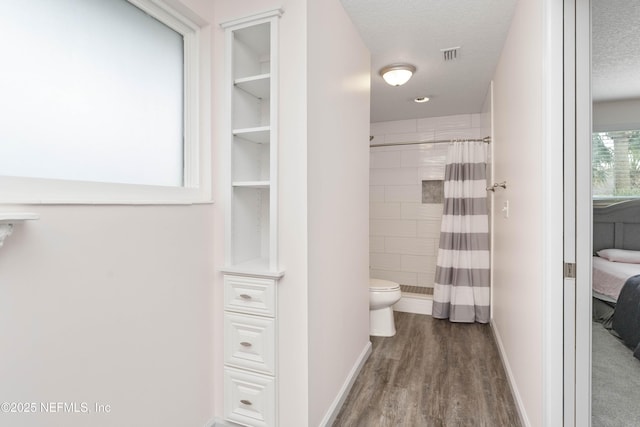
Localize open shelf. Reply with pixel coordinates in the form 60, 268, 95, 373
235, 74, 270, 99
233, 86, 270, 130
232, 22, 271, 80
0, 212, 39, 247
0, 213, 39, 224
220, 258, 284, 279
231, 187, 270, 269
232, 181, 270, 189
233, 136, 270, 183
233, 126, 270, 143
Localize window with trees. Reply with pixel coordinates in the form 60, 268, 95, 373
592, 130, 640, 199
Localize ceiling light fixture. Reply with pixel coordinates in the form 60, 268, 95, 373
379, 63, 416, 86
414, 96, 430, 103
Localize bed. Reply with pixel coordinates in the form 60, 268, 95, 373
593, 199, 640, 359
593, 255, 640, 303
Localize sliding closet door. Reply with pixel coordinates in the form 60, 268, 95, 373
564, 0, 592, 425
563, 1, 577, 424
575, 0, 593, 424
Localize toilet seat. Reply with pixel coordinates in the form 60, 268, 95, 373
369, 278, 401, 292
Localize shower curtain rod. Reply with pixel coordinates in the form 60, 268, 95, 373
369, 136, 491, 148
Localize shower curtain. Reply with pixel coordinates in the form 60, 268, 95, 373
432, 141, 490, 323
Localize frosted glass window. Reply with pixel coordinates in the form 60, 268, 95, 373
0, 0, 184, 187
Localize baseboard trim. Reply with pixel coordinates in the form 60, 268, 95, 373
490, 319, 531, 427
318, 340, 372, 427
394, 294, 432, 315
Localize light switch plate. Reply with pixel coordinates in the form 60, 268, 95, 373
502, 200, 509, 219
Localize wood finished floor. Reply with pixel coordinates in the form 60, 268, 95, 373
333, 312, 521, 427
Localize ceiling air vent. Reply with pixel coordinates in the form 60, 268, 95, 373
441, 46, 460, 61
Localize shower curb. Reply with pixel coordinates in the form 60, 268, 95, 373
394, 293, 432, 315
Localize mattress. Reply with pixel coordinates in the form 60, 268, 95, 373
593, 256, 640, 302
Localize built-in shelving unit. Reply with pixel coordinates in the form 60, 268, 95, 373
221, 9, 283, 427
222, 10, 282, 275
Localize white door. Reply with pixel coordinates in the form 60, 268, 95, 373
564, 0, 592, 425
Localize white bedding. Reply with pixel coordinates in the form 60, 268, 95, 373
593, 256, 640, 302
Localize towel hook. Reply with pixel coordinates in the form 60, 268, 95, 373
486, 181, 507, 192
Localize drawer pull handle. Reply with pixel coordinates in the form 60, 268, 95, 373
240, 399, 252, 406
240, 341, 252, 348
239, 294, 252, 300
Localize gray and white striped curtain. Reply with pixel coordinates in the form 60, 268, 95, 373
432, 141, 490, 323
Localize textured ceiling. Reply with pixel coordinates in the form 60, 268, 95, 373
340, 0, 517, 123
592, 0, 640, 102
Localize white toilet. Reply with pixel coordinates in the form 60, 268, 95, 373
369, 278, 402, 337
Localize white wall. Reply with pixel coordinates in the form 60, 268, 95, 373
491, 0, 545, 425
0, 206, 214, 427
307, 0, 370, 424
482, 84, 494, 318
0, 1, 216, 427
274, 0, 311, 424
369, 114, 484, 289
593, 98, 640, 131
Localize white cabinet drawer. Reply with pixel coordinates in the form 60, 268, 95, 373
224, 367, 275, 427
225, 313, 275, 375
224, 275, 276, 317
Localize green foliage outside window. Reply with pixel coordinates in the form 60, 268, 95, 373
592, 130, 640, 198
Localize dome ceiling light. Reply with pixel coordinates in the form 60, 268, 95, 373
379, 63, 416, 86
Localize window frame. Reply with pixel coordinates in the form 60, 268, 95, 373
0, 0, 211, 205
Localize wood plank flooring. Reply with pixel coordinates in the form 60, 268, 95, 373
333, 312, 521, 427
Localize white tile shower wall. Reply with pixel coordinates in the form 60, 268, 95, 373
369, 113, 484, 288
